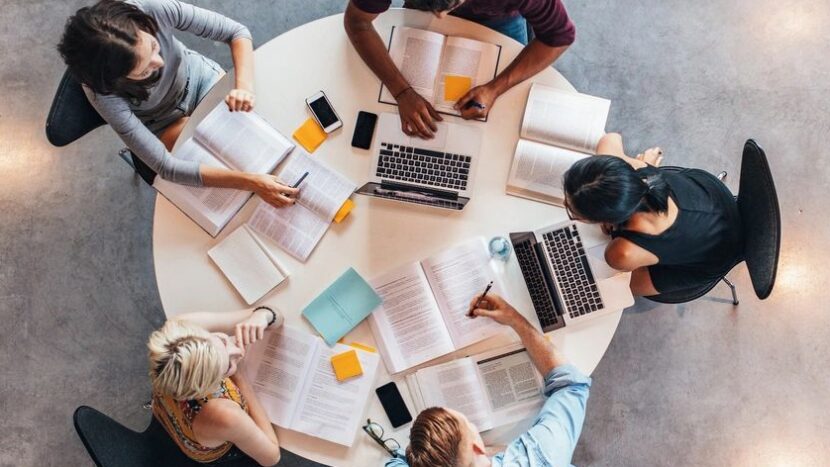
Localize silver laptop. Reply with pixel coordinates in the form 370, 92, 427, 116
510, 221, 634, 332
355, 113, 482, 210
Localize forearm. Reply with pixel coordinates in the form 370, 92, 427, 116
200, 165, 258, 190
344, 10, 410, 95
173, 308, 257, 333
509, 314, 568, 376
230, 37, 255, 91
490, 41, 568, 95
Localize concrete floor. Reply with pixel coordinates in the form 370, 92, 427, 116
1, 0, 828, 466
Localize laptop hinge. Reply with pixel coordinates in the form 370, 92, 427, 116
379, 180, 458, 200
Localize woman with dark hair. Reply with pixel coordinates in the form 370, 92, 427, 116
58, 0, 297, 207
563, 133, 742, 297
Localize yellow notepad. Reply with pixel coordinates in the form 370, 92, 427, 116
444, 75, 472, 102
293, 118, 327, 153
334, 199, 354, 223
330, 349, 363, 381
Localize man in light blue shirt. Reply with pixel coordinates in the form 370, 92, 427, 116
385, 293, 591, 467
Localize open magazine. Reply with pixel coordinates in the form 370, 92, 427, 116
367, 237, 509, 374
406, 346, 544, 432
379, 26, 502, 120
243, 325, 380, 447
505, 83, 611, 206
154, 104, 295, 236
246, 150, 356, 262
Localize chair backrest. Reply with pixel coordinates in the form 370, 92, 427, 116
736, 139, 781, 299
46, 69, 106, 147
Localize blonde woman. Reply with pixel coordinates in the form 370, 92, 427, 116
148, 306, 284, 465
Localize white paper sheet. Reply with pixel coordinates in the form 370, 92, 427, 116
208, 225, 286, 304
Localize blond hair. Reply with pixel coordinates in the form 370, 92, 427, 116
147, 320, 223, 400
406, 407, 463, 467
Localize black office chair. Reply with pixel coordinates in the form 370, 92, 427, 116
646, 139, 781, 305
46, 69, 157, 185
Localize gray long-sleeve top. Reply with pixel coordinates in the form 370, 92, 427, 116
84, 0, 252, 186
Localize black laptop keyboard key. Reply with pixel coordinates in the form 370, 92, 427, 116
376, 141, 472, 191
514, 239, 560, 329
542, 226, 604, 319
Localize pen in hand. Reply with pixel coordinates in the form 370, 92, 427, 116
468, 280, 494, 317
291, 171, 309, 189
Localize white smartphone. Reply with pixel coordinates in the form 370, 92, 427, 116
305, 91, 342, 133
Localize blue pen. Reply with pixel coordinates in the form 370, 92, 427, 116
464, 100, 486, 110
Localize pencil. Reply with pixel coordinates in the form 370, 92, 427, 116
469, 281, 494, 317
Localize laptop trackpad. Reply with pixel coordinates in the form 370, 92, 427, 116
587, 244, 620, 280
408, 123, 449, 150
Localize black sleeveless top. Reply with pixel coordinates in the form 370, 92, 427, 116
610, 166, 743, 293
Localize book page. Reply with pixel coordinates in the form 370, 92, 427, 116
380, 27, 445, 103
411, 357, 493, 431
434, 36, 500, 114
207, 225, 286, 305
243, 326, 318, 428
520, 84, 610, 153
194, 104, 294, 174
421, 238, 507, 350
155, 138, 250, 236
475, 348, 544, 426
506, 139, 588, 206
368, 263, 456, 374
290, 343, 380, 446
278, 151, 356, 221
246, 201, 328, 262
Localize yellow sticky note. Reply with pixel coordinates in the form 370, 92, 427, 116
293, 118, 327, 153
347, 342, 377, 353
333, 199, 354, 223
444, 75, 472, 102
330, 349, 363, 381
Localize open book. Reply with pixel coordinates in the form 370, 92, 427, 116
246, 150, 356, 262
367, 237, 509, 374
243, 325, 380, 447
379, 27, 501, 120
154, 104, 295, 236
505, 83, 611, 206
406, 346, 544, 432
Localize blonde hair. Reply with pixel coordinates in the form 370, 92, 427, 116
406, 407, 463, 467
147, 320, 224, 400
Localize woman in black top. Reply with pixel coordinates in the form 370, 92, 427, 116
562, 133, 742, 296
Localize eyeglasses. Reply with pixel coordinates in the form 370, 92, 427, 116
362, 419, 401, 458
564, 199, 579, 221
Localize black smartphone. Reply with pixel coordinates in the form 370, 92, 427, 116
351, 111, 378, 150
375, 382, 412, 428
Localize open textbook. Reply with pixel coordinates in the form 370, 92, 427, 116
243, 325, 380, 447
379, 26, 502, 120
246, 150, 356, 262
505, 83, 611, 206
406, 345, 544, 432
154, 104, 295, 237
368, 237, 509, 374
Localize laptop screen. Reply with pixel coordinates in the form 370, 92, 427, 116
356, 182, 470, 211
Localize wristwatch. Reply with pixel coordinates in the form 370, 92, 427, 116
253, 306, 278, 327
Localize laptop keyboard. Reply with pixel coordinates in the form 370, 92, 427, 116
542, 225, 604, 319
377, 142, 471, 191
514, 239, 561, 330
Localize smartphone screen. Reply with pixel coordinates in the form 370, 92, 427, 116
375, 382, 413, 428
351, 111, 378, 149
308, 94, 340, 129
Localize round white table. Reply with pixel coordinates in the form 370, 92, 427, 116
154, 10, 622, 466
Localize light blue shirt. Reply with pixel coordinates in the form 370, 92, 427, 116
384, 364, 591, 467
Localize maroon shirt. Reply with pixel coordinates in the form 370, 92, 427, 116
351, 0, 575, 47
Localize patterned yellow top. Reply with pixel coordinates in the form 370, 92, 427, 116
152, 378, 248, 463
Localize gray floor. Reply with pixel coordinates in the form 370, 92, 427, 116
1, 0, 828, 466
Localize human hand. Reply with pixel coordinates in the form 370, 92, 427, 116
252, 174, 299, 208
396, 88, 443, 139
225, 88, 255, 112
636, 147, 663, 166
234, 307, 283, 349
454, 83, 499, 120
600, 223, 615, 235
468, 293, 523, 327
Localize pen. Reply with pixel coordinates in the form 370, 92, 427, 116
469, 280, 494, 317
292, 171, 309, 188
464, 100, 486, 110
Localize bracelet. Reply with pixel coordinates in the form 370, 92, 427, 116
253, 306, 277, 327
393, 86, 412, 100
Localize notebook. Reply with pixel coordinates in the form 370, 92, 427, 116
303, 268, 383, 346
367, 237, 509, 374
245, 150, 357, 262
154, 104, 295, 237
243, 325, 380, 447
406, 345, 544, 432
379, 26, 502, 120
207, 224, 288, 305
505, 83, 611, 206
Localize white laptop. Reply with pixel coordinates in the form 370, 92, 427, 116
510, 221, 634, 331
355, 113, 482, 210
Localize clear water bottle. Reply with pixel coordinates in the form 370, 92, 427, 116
489, 236, 511, 261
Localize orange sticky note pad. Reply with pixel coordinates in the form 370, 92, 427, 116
330, 349, 363, 381
333, 199, 354, 223
293, 118, 327, 153
444, 75, 472, 102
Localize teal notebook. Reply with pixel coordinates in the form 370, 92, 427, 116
302, 267, 383, 346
